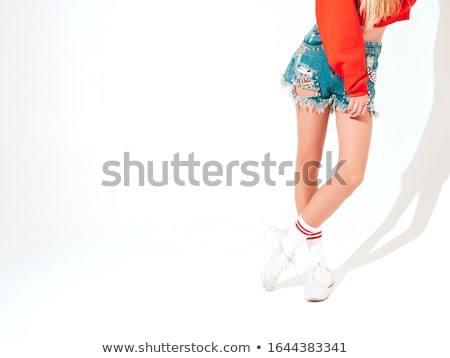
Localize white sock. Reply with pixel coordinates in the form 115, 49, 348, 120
281, 215, 322, 257
306, 237, 327, 267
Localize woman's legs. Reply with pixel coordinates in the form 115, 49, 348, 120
262, 104, 372, 297
301, 110, 373, 228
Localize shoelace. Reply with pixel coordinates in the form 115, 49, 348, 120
266, 228, 299, 281
268, 255, 294, 278
267, 254, 298, 282
309, 266, 327, 283
278, 228, 299, 277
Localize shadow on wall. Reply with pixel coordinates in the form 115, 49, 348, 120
330, 0, 450, 289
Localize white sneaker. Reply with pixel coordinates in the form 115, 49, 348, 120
260, 226, 294, 291
304, 264, 334, 302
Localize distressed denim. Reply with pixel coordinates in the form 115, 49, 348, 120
281, 24, 382, 117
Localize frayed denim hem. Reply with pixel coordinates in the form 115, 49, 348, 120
280, 76, 330, 114
280, 75, 380, 118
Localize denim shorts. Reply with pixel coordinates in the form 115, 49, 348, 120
281, 24, 382, 117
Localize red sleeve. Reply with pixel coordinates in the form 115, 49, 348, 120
316, 0, 368, 97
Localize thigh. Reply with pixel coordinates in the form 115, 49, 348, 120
335, 110, 373, 178
296, 103, 329, 163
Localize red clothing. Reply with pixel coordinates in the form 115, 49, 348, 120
315, 0, 416, 96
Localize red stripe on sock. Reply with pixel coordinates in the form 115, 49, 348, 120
296, 221, 312, 236
296, 220, 321, 240
306, 233, 322, 240
296, 219, 314, 234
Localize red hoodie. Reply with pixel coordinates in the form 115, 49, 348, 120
316, 0, 417, 96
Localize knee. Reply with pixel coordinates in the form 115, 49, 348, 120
337, 165, 365, 192
343, 172, 365, 191
296, 158, 321, 186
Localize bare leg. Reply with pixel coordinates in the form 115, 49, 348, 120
301, 110, 373, 227
280, 97, 329, 257
294, 99, 330, 215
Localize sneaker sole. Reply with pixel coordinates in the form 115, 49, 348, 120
305, 280, 335, 302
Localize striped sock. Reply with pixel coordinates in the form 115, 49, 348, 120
296, 216, 327, 266
281, 215, 322, 257
295, 216, 322, 240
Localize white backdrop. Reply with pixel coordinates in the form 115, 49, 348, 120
0, 0, 448, 357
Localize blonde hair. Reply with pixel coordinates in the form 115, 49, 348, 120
359, 0, 403, 28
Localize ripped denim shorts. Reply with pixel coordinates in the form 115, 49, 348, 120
281, 24, 382, 117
